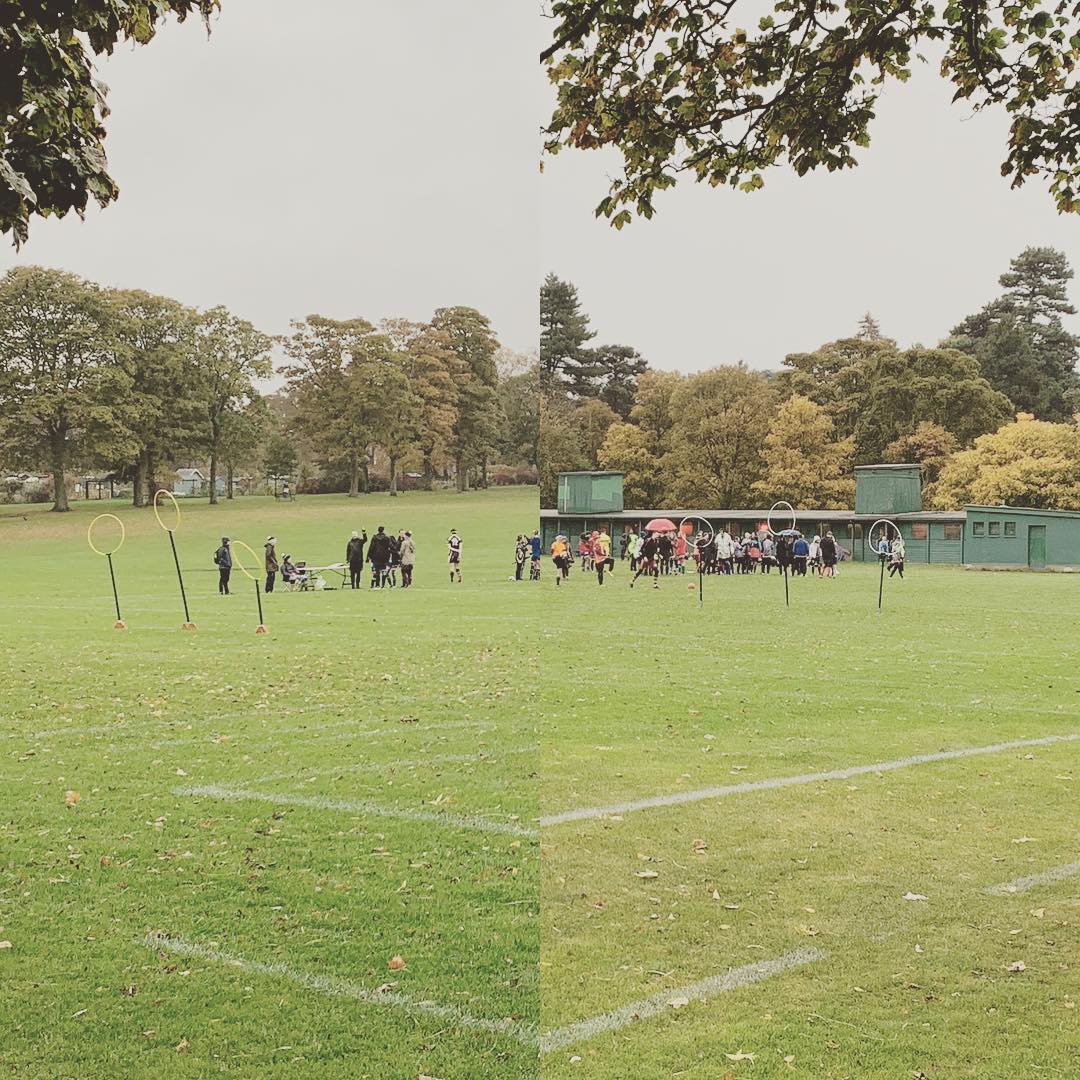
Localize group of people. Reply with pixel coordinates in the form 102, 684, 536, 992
514, 532, 545, 581
212, 526, 447, 595
545, 528, 617, 586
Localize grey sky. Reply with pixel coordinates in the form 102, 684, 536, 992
0, 1, 537, 362
541, 47, 1080, 374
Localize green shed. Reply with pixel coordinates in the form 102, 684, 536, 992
854, 464, 923, 515
557, 472, 624, 515
963, 505, 1080, 570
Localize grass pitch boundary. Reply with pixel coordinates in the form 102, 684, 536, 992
176, 783, 538, 838
538, 947, 825, 1055
986, 859, 1080, 895
143, 933, 540, 1046
541, 733, 1080, 826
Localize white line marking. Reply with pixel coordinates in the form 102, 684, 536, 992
539, 947, 824, 1055
254, 744, 537, 785
143, 933, 538, 1045
541, 733, 1080, 827
986, 859, 1080, 895
176, 783, 538, 839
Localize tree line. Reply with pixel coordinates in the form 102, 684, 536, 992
0, 266, 537, 511
541, 247, 1080, 511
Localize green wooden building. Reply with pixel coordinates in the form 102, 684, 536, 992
541, 465, 1080, 570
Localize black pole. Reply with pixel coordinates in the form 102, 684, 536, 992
107, 552, 122, 622
878, 552, 886, 613
783, 562, 790, 607
168, 529, 192, 623
255, 580, 264, 625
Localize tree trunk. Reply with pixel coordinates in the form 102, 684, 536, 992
348, 448, 359, 497
455, 454, 467, 493
389, 453, 398, 496
208, 420, 220, 505
50, 435, 69, 512
480, 455, 488, 489
133, 453, 147, 507
421, 451, 435, 489
145, 449, 158, 505
227, 462, 235, 500
361, 458, 370, 494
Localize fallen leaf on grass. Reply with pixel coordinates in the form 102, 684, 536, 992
636, 870, 659, 880
1011, 837, 1038, 844
0, 941, 11, 950
903, 892, 928, 902
388, 955, 406, 971
725, 1051, 755, 1062
64, 790, 80, 806
1007, 960, 1025, 973
176, 1037, 189, 1053
692, 839, 707, 853
1030, 908, 1045, 919
668, 996, 690, 1009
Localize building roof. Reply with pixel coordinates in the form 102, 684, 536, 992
854, 463, 920, 471
541, 508, 968, 522
176, 468, 205, 481
966, 504, 1080, 518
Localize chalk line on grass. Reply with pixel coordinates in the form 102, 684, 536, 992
143, 933, 539, 1045
539, 947, 824, 1055
542, 733, 1080, 827
986, 859, 1080, 895
176, 783, 538, 839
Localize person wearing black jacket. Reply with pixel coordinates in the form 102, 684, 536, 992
346, 529, 367, 589
630, 534, 661, 589
367, 526, 391, 588
214, 537, 233, 595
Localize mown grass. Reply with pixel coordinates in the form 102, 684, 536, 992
539, 560, 1079, 1079
0, 487, 540, 1080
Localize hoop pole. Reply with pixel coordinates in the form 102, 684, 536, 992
698, 563, 703, 608
255, 579, 264, 625
168, 530, 192, 624
783, 562, 790, 608
106, 553, 122, 622
878, 553, 886, 613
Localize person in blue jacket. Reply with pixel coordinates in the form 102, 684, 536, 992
214, 536, 233, 594
791, 533, 810, 576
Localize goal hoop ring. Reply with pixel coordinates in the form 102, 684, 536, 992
230, 539, 260, 582
87, 514, 126, 557
766, 501, 797, 538
152, 488, 181, 533
868, 519, 900, 554
678, 515, 715, 555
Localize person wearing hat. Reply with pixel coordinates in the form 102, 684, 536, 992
264, 536, 279, 593
346, 529, 368, 589
399, 530, 416, 587
368, 526, 391, 588
214, 537, 233, 595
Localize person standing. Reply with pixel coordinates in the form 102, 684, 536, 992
214, 536, 233, 595
346, 529, 367, 589
592, 532, 608, 584
368, 526, 391, 588
791, 533, 810, 576
264, 535, 279, 593
399, 531, 416, 587
514, 534, 527, 580
447, 528, 463, 583
387, 531, 402, 587
551, 534, 570, 586
820, 531, 837, 578
630, 533, 660, 589
888, 535, 906, 578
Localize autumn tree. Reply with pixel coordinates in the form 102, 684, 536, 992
752, 395, 855, 509
539, 394, 588, 506
543, 1, 1080, 225
109, 289, 200, 505
598, 421, 665, 507
662, 365, 776, 507
431, 306, 502, 491
0, 266, 136, 511
191, 306, 272, 505
883, 421, 959, 489
932, 414, 1080, 510
628, 369, 683, 454
1, 2, 219, 245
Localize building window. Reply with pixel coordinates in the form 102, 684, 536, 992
911, 523, 928, 540
972, 522, 985, 536
988, 521, 1001, 536
944, 524, 962, 541
1004, 521, 1017, 537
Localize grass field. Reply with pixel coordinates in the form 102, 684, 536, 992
539, 560, 1079, 1079
0, 486, 539, 1080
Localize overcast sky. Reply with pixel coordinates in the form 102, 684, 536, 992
540, 40, 1080, 374
0, 1, 536, 361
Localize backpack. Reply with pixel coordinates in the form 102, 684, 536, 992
213, 550, 220, 565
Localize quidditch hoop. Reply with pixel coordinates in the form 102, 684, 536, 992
230, 539, 260, 583
766, 501, 797, 537
868, 519, 899, 553
678, 515, 714, 553
87, 513, 126, 557
153, 488, 182, 532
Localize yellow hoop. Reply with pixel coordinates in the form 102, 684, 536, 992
230, 539, 260, 582
152, 488, 181, 533
87, 513, 126, 557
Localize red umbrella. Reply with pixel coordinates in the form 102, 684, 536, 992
646, 517, 677, 532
